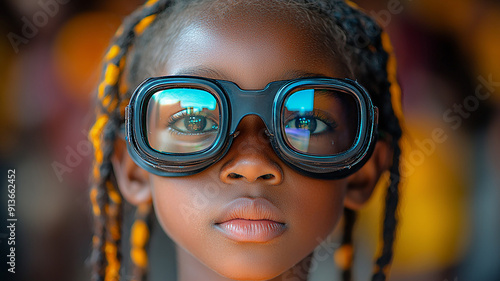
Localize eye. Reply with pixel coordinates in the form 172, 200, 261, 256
285, 115, 330, 134
169, 112, 218, 134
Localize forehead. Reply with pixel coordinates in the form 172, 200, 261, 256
159, 1, 345, 89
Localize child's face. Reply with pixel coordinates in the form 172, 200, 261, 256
156, 8, 345, 280
120, 2, 377, 280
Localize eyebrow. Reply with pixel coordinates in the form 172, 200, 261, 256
279, 70, 330, 80
172, 67, 329, 82
172, 66, 230, 80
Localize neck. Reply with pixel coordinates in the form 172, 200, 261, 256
176, 244, 312, 281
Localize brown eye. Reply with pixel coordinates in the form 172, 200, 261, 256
295, 116, 316, 132
171, 113, 218, 134
184, 115, 207, 132
285, 115, 329, 134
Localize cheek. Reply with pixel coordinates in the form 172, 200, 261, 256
150, 176, 213, 252
283, 177, 348, 251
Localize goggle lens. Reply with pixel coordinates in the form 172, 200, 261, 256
146, 88, 220, 153
283, 88, 359, 155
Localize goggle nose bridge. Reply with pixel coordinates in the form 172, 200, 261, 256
217, 80, 284, 136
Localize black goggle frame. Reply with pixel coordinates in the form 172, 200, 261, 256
125, 76, 378, 179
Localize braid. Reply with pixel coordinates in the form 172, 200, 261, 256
89, 1, 173, 281
130, 204, 153, 281
372, 142, 401, 281
89, 167, 108, 281
335, 208, 357, 281
370, 29, 403, 281
102, 121, 121, 281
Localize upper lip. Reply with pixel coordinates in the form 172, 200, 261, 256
214, 197, 286, 224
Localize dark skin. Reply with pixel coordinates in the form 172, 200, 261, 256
113, 1, 392, 280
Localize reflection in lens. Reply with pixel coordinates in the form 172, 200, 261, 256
146, 88, 220, 153
283, 88, 359, 155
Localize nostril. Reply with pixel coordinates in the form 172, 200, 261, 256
228, 173, 244, 179
227, 173, 276, 181
259, 174, 275, 180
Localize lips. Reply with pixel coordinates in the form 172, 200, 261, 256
214, 197, 286, 243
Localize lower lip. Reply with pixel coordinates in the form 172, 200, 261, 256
215, 219, 286, 243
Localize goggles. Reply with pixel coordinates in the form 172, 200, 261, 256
125, 76, 378, 179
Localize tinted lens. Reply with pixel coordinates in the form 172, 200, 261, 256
283, 88, 359, 155
146, 88, 220, 153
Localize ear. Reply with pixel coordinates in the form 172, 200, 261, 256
112, 139, 152, 206
344, 140, 393, 210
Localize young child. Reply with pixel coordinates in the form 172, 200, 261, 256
88, 0, 403, 281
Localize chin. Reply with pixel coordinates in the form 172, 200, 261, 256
217, 271, 281, 281
211, 257, 289, 281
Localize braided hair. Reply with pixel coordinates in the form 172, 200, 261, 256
88, 1, 403, 281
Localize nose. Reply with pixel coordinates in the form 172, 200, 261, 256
220, 157, 283, 184
219, 116, 283, 185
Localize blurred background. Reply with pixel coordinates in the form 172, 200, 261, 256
0, 0, 499, 281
